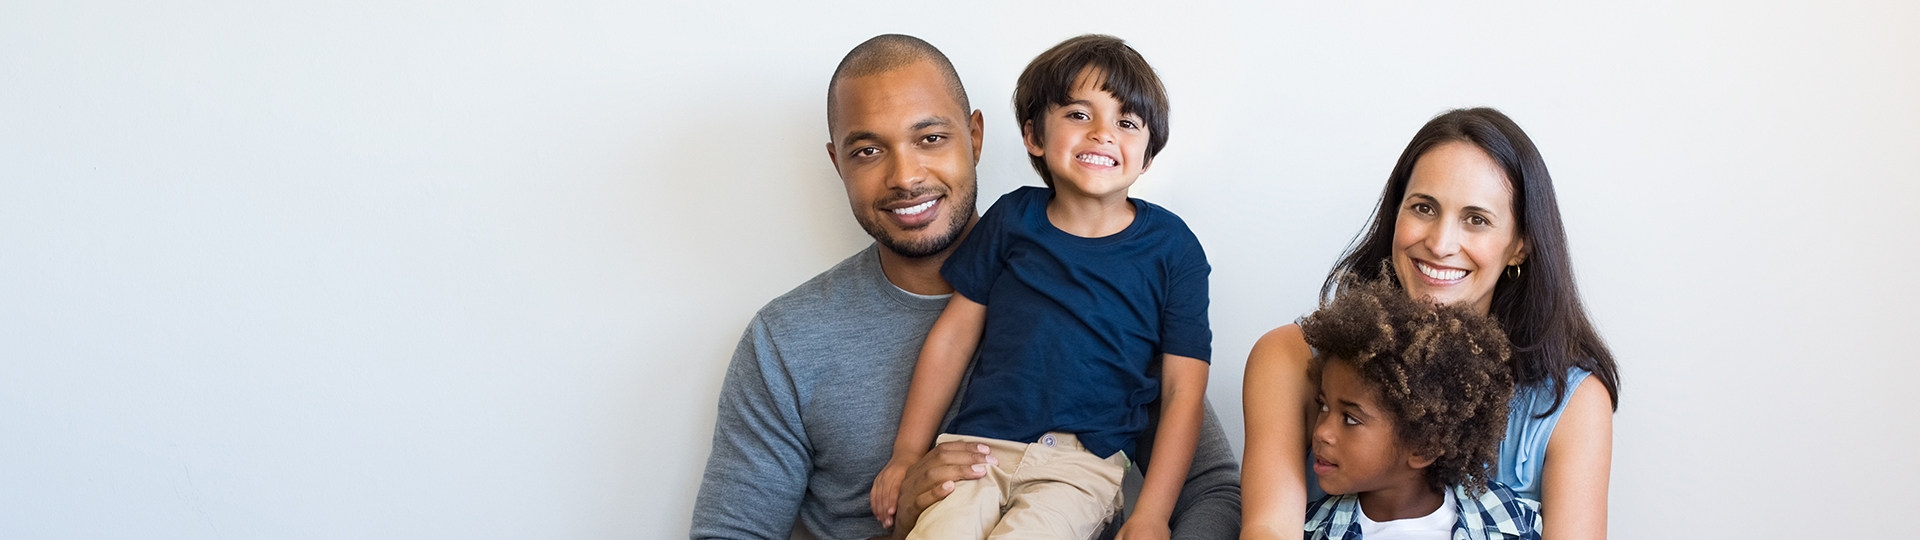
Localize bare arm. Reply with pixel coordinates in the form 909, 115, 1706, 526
1539, 376, 1613, 540
869, 294, 987, 523
1118, 354, 1210, 540
1239, 325, 1315, 540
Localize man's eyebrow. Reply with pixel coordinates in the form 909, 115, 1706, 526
911, 116, 955, 131
840, 130, 881, 148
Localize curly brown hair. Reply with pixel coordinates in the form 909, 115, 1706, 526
1301, 275, 1516, 493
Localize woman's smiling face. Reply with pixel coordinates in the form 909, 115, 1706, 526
1391, 141, 1528, 315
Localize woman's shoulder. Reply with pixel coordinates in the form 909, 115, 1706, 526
1247, 323, 1312, 370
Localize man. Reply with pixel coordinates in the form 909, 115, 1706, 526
690, 34, 1240, 540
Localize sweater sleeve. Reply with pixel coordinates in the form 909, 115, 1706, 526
1169, 398, 1243, 540
690, 316, 811, 540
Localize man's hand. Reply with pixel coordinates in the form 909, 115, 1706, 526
1114, 516, 1171, 540
885, 440, 996, 532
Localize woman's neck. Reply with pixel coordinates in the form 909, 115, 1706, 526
1045, 187, 1135, 238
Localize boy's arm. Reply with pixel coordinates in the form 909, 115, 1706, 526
1118, 353, 1209, 540
868, 294, 987, 525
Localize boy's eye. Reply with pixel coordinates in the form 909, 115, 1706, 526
1066, 111, 1088, 120
1119, 119, 1139, 130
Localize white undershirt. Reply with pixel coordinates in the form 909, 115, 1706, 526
1356, 488, 1456, 540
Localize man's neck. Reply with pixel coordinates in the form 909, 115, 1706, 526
877, 247, 953, 296
876, 217, 976, 296
1356, 481, 1445, 523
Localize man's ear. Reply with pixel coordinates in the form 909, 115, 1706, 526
1022, 120, 1044, 157
825, 141, 842, 175
969, 109, 984, 164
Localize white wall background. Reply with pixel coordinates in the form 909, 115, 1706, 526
4, 1, 1916, 538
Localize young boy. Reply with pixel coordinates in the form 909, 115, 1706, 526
1298, 278, 1543, 540
868, 35, 1209, 539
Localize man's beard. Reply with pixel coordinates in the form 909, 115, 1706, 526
858, 187, 975, 259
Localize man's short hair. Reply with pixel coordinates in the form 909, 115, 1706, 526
1012, 34, 1170, 187
827, 34, 970, 133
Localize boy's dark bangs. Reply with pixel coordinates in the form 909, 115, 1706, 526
1043, 55, 1164, 132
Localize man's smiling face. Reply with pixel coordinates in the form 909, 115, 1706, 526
826, 60, 981, 258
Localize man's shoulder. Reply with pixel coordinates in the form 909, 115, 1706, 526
754, 246, 880, 328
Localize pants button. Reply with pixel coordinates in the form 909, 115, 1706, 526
1041, 434, 1056, 447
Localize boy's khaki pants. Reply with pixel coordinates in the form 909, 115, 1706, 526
904, 432, 1127, 540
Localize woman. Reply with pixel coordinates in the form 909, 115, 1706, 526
1242, 108, 1621, 539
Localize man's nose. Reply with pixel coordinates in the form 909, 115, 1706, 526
885, 148, 924, 190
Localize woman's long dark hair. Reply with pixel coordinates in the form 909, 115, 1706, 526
1324, 107, 1619, 415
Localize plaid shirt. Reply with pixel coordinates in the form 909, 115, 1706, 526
1303, 481, 1542, 540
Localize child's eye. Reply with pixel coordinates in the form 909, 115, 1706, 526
1319, 402, 1329, 413
1066, 111, 1089, 121
1343, 414, 1360, 426
1119, 119, 1139, 130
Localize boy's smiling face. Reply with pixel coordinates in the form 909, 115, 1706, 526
1022, 68, 1150, 200
1311, 358, 1432, 496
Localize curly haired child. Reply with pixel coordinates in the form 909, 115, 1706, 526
1299, 277, 1542, 540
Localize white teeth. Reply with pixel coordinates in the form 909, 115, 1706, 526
892, 199, 935, 216
1077, 154, 1116, 167
1417, 262, 1466, 281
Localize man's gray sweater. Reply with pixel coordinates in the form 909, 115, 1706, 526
691, 244, 1241, 539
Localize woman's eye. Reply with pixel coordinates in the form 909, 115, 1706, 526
1467, 215, 1490, 226
1410, 202, 1433, 215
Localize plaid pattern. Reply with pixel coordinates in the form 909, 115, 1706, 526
1303, 481, 1542, 540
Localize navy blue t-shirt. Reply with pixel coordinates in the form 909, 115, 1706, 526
940, 186, 1211, 459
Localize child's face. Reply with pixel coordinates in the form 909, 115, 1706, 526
1022, 68, 1150, 200
1311, 358, 1430, 496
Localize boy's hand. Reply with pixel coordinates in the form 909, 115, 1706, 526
1114, 517, 1170, 540
869, 457, 912, 526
